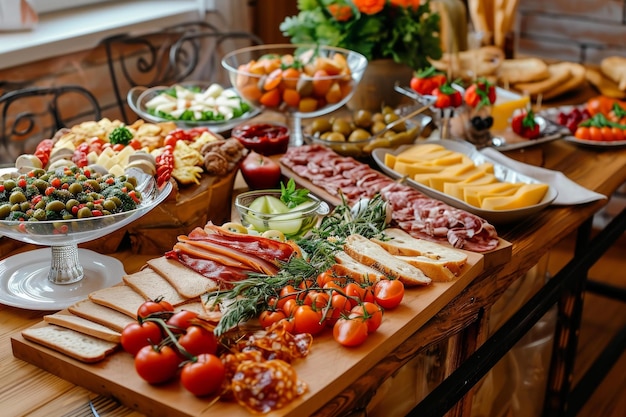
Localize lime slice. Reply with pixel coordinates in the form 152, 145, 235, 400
265, 195, 289, 214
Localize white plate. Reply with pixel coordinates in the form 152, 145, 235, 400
0, 248, 125, 310
489, 116, 568, 151
371, 139, 558, 224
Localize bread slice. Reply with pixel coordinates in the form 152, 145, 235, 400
44, 312, 121, 343
88, 285, 146, 318
586, 67, 626, 99
499, 58, 550, 84
512, 63, 571, 97
371, 228, 467, 282
22, 324, 118, 363
69, 299, 135, 333
542, 62, 587, 100
343, 234, 431, 286
123, 267, 190, 306
331, 251, 387, 284
147, 256, 219, 299
601, 56, 626, 91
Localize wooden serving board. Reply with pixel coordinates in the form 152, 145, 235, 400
12, 252, 484, 417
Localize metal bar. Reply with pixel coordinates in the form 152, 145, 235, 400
585, 279, 626, 302
405, 207, 626, 417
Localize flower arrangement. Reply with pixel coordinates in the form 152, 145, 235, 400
280, 0, 443, 71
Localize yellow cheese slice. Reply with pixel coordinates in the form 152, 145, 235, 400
394, 161, 446, 177
427, 163, 495, 192
480, 183, 550, 210
442, 173, 499, 200
463, 182, 522, 208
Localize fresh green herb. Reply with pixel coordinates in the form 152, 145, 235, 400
280, 178, 310, 208
211, 193, 389, 336
108, 126, 134, 146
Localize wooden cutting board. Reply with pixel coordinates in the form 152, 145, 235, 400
12, 251, 485, 417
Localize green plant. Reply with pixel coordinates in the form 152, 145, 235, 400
280, 0, 442, 71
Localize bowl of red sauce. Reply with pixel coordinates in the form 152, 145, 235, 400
231, 122, 290, 155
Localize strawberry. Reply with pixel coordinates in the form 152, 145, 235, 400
511, 109, 541, 139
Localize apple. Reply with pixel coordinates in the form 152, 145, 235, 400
240, 151, 282, 190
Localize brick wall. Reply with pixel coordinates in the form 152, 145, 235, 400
517, 0, 626, 64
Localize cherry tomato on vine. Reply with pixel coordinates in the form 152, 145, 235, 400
350, 301, 383, 333
374, 279, 405, 309
316, 270, 336, 287
293, 304, 325, 335
325, 293, 351, 327
180, 353, 226, 397
121, 321, 163, 356
178, 325, 218, 356
276, 285, 298, 310
134, 344, 181, 384
259, 309, 287, 328
281, 298, 299, 316
305, 291, 330, 309
167, 310, 199, 333
137, 299, 174, 319
333, 317, 369, 347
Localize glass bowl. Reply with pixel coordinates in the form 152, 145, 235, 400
231, 121, 290, 156
0, 168, 173, 309
234, 189, 329, 239
221, 44, 368, 145
127, 81, 261, 132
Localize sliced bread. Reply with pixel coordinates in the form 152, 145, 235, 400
22, 324, 118, 363
88, 285, 146, 318
69, 299, 135, 332
43, 312, 121, 343
371, 228, 467, 282
499, 58, 549, 84
123, 267, 190, 306
601, 56, 626, 91
343, 234, 431, 286
147, 256, 219, 298
512, 63, 571, 97
332, 250, 387, 284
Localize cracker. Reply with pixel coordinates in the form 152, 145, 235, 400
123, 267, 190, 306
147, 256, 219, 299
88, 285, 147, 318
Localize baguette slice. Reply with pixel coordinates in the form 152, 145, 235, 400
343, 234, 431, 286
69, 299, 135, 333
601, 56, 626, 91
22, 324, 118, 363
332, 251, 387, 284
499, 58, 549, 84
123, 267, 190, 306
44, 312, 121, 343
542, 62, 586, 100
147, 256, 219, 299
88, 285, 146, 318
371, 228, 467, 282
512, 63, 571, 97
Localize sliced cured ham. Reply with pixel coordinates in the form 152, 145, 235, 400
281, 145, 499, 252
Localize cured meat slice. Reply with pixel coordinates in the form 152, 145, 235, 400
281, 145, 499, 252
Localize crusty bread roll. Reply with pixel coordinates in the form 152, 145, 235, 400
22, 325, 118, 363
147, 256, 219, 299
430, 46, 504, 80
331, 251, 387, 284
512, 63, 571, 97
88, 285, 147, 318
43, 313, 121, 343
499, 58, 550, 84
343, 234, 431, 286
600, 56, 626, 91
371, 228, 468, 282
586, 67, 626, 99
542, 62, 587, 100
69, 299, 135, 333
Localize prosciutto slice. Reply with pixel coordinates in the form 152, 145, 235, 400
281, 145, 499, 252
165, 250, 252, 287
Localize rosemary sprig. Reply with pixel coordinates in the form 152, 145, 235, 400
211, 193, 390, 336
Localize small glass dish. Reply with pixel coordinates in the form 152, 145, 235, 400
231, 122, 290, 155
234, 189, 329, 239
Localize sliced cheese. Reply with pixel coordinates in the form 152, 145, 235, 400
463, 182, 522, 208
480, 183, 550, 210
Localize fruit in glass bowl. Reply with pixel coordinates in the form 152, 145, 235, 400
234, 188, 329, 239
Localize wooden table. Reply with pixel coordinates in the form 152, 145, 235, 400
2, 119, 626, 416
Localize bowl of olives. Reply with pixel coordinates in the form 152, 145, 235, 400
303, 106, 432, 158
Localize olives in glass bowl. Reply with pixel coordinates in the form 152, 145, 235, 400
303, 106, 432, 158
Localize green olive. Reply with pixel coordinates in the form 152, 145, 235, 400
332, 119, 352, 137
33, 179, 48, 192
66, 199, 80, 212
382, 106, 395, 115
348, 128, 371, 142
20, 202, 30, 211
0, 204, 11, 219
310, 118, 333, 135
353, 110, 373, 128
324, 132, 346, 142
123, 181, 135, 191
84, 179, 100, 192
127, 176, 138, 188
46, 200, 66, 212
103, 199, 117, 211
371, 121, 387, 134
68, 182, 83, 195
9, 191, 26, 205
32, 208, 46, 221
372, 112, 385, 123
383, 112, 400, 125
34, 200, 46, 210
2, 179, 16, 191
109, 196, 122, 208
77, 207, 93, 218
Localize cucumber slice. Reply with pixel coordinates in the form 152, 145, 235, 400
267, 211, 303, 236
248, 196, 268, 213
265, 195, 289, 214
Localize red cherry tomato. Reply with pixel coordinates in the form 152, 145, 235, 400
134, 344, 181, 384
350, 301, 383, 333
137, 299, 174, 319
178, 325, 218, 356
325, 293, 351, 327
333, 317, 369, 347
166, 310, 199, 332
259, 309, 287, 328
121, 321, 163, 356
292, 304, 325, 335
374, 279, 405, 309
180, 353, 226, 397
276, 285, 299, 310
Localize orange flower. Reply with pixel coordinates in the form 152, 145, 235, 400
389, 0, 420, 10
327, 4, 353, 22
353, 0, 385, 15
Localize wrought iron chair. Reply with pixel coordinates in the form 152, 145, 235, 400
0, 85, 102, 166
102, 21, 219, 123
